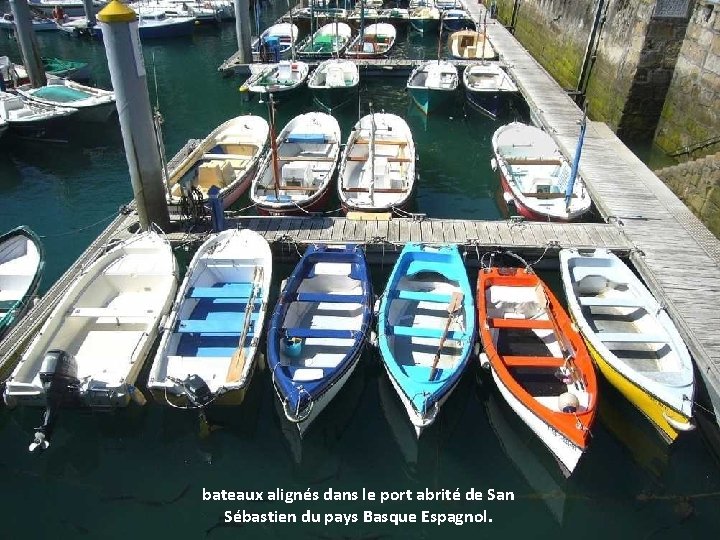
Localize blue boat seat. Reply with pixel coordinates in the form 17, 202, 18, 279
177, 313, 259, 334
294, 292, 365, 303
389, 325, 464, 341
284, 328, 358, 339
187, 284, 256, 299
393, 290, 453, 303
405, 260, 445, 277
578, 296, 645, 308
597, 332, 667, 343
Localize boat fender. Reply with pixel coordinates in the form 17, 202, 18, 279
373, 295, 381, 317
490, 157, 497, 171
473, 341, 481, 358
558, 392, 579, 413
369, 330, 378, 348
283, 337, 303, 358
662, 412, 696, 432
479, 352, 490, 370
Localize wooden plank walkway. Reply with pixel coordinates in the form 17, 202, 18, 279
471, 5, 720, 416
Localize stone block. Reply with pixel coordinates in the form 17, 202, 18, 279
682, 40, 709, 66
698, 28, 716, 48
705, 53, 720, 75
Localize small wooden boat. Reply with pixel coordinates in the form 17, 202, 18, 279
165, 115, 268, 211
406, 60, 458, 115
251, 111, 341, 215
338, 112, 416, 213
492, 122, 592, 221
307, 58, 359, 112
267, 244, 372, 436
345, 23, 397, 58
251, 23, 299, 63
15, 76, 115, 123
463, 61, 518, 117
378, 243, 475, 437
149, 228, 272, 407
4, 231, 178, 409
477, 265, 597, 476
0, 226, 44, 340
559, 248, 695, 441
434, 0, 461, 10
0, 90, 77, 140
239, 60, 309, 96
297, 22, 353, 59
409, 6, 440, 34
448, 30, 495, 60
6, 57, 91, 84
442, 9, 475, 32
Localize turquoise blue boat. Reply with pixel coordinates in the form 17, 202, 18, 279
377, 243, 475, 437
0, 226, 44, 340
406, 60, 459, 115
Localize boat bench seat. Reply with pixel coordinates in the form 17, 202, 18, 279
489, 317, 554, 330
578, 296, 645, 308
294, 292, 365, 303
503, 355, 565, 368
176, 313, 259, 334
389, 325, 464, 341
292, 367, 324, 381
68, 307, 157, 319
284, 328, 359, 339
393, 290, 453, 303
202, 153, 251, 161
187, 284, 256, 299
597, 332, 667, 343
572, 266, 626, 285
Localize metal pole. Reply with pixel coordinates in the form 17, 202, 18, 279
81, 0, 97, 26
98, 1, 170, 231
234, 0, 253, 63
9, 0, 46, 88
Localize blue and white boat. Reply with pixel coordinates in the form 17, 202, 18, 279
406, 60, 458, 115
149, 228, 272, 407
267, 244, 373, 437
442, 8, 475, 32
251, 23, 299, 63
377, 243, 475, 437
60, 9, 195, 40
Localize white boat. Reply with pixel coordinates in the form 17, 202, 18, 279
338, 113, 416, 213
28, 0, 107, 17
61, 9, 196, 39
0, 116, 7, 139
406, 60, 458, 115
307, 58, 359, 112
448, 30, 495, 59
130, 0, 219, 23
251, 23, 299, 62
149, 228, 272, 406
559, 248, 695, 441
239, 60, 309, 96
0, 13, 59, 31
0, 91, 77, 140
345, 22, 397, 58
492, 122, 592, 221
462, 61, 518, 117
409, 6, 440, 34
15, 76, 115, 123
441, 9, 476, 32
251, 111, 341, 216
3, 231, 178, 411
434, 0, 461, 10
165, 115, 269, 211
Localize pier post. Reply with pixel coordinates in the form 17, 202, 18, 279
82, 0, 97, 26
208, 186, 225, 232
234, 0, 252, 63
98, 0, 170, 231
8, 0, 46, 87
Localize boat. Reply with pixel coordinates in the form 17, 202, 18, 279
462, 61, 518, 117
165, 115, 269, 211
14, 76, 116, 123
558, 248, 695, 441
338, 112, 416, 213
492, 122, 592, 221
345, 22, 397, 58
377, 243, 476, 437
251, 110, 341, 216
2, 57, 91, 87
296, 22, 353, 59
347, 7, 381, 25
0, 91, 77, 141
251, 23, 299, 63
267, 244, 372, 437
0, 226, 44, 341
442, 9, 475, 32
239, 60, 309, 96
129, 0, 219, 24
59, 9, 195, 39
0, 13, 60, 31
448, 30, 496, 60
307, 58, 359, 112
149, 228, 272, 407
476, 265, 597, 476
434, 0, 461, 10
409, 6, 440, 34
28, 0, 106, 17
3, 231, 178, 450
406, 60, 458, 115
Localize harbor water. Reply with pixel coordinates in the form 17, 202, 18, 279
1, 4, 719, 538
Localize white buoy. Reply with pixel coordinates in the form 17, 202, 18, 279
558, 392, 580, 413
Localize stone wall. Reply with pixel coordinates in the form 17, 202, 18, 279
655, 153, 720, 235
655, 3, 720, 158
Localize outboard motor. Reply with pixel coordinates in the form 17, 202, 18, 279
29, 350, 81, 453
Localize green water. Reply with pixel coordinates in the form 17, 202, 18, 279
1, 6, 720, 539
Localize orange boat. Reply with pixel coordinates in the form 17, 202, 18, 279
477, 266, 597, 476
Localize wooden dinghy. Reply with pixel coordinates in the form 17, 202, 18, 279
378, 243, 475, 437
447, 30, 495, 60
559, 248, 695, 441
338, 112, 416, 213
492, 122, 592, 221
462, 61, 518, 118
297, 22, 353, 59
0, 226, 44, 340
166, 115, 269, 212
251, 111, 341, 215
267, 244, 372, 437
477, 266, 597, 476
345, 22, 397, 58
307, 58, 359, 112
149, 228, 272, 407
251, 22, 299, 62
239, 60, 310, 95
